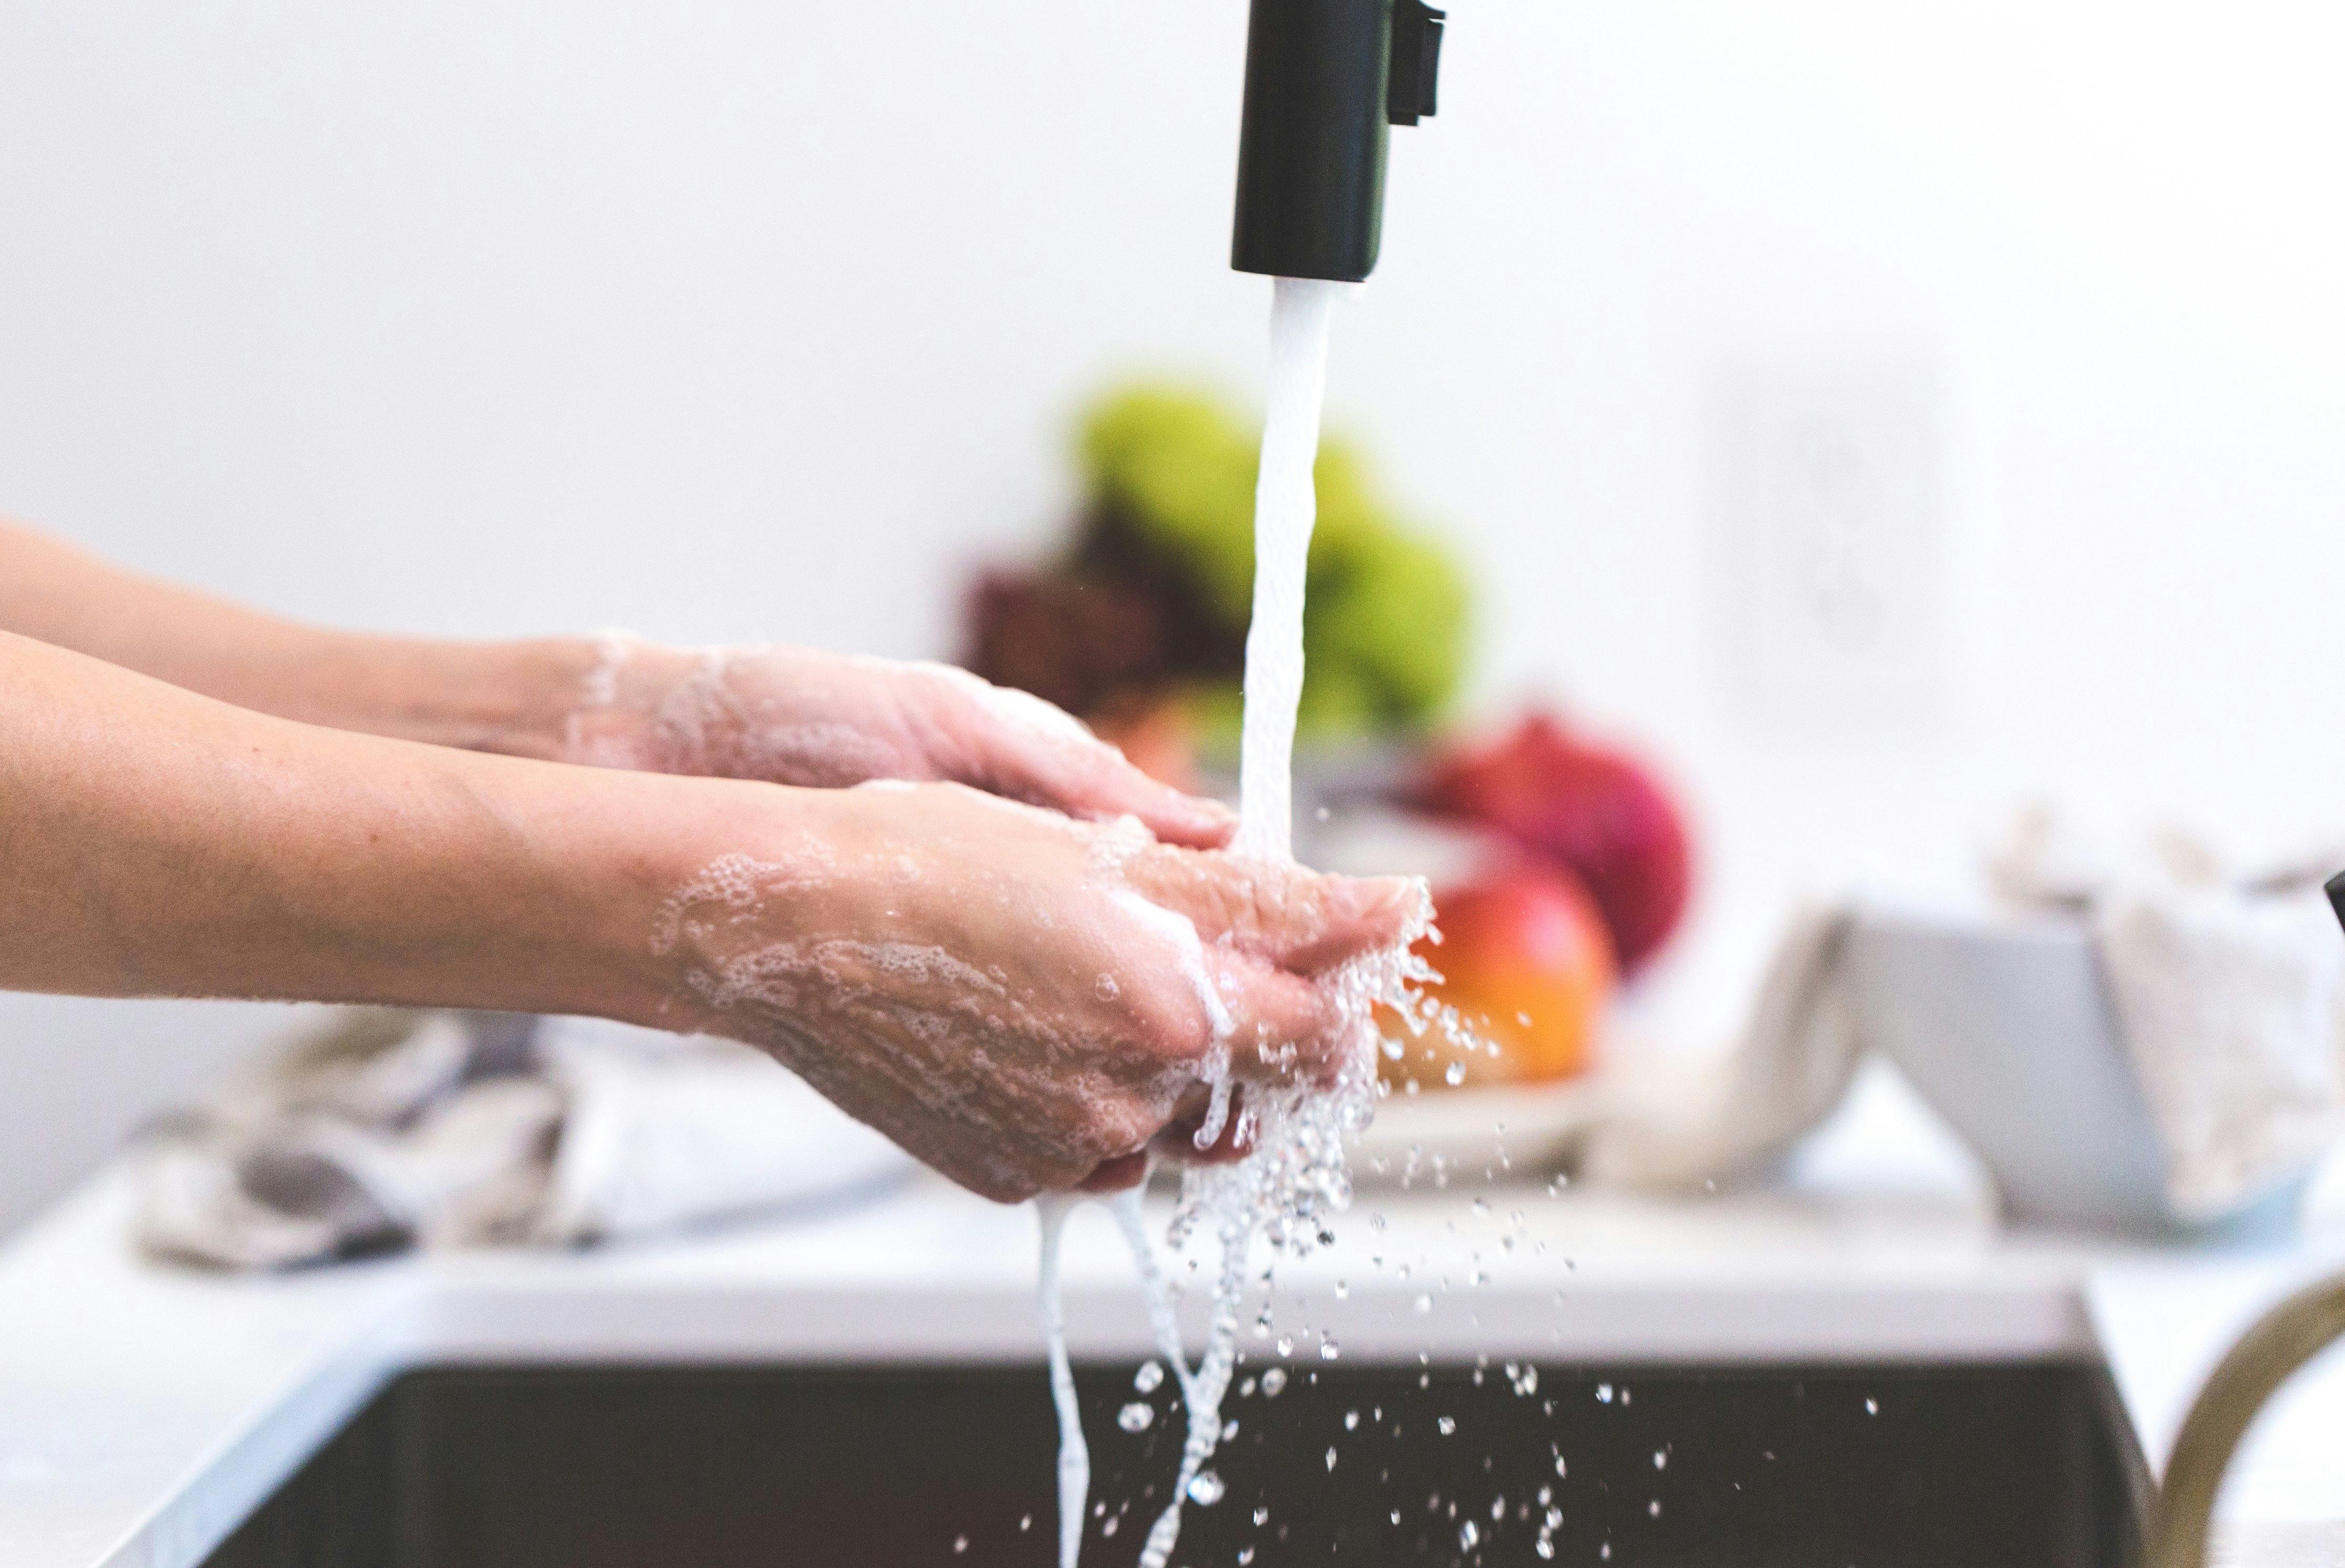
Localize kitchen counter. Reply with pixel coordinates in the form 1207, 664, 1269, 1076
3, 1131, 2342, 1567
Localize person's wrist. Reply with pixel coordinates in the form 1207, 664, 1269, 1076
553, 768, 856, 1036
278, 631, 607, 760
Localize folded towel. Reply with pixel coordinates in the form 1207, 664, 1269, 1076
1583, 810, 2345, 1225
1992, 809, 2345, 1220
1579, 907, 1864, 1190
136, 1011, 911, 1269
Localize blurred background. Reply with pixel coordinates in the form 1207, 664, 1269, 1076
5, 0, 2345, 1234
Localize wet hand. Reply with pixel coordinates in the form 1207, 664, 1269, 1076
652, 781, 1419, 1203
562, 640, 1235, 849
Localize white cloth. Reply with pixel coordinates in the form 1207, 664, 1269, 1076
1992, 810, 2345, 1220
135, 1010, 911, 1269
1586, 812, 2345, 1218
1579, 909, 1863, 1190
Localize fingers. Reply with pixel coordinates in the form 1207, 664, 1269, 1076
923, 667, 1236, 849
1278, 873, 1425, 971
1209, 957, 1346, 1086
1012, 733, 1237, 850
1075, 1150, 1152, 1194
1152, 1083, 1256, 1165
1126, 849, 1425, 976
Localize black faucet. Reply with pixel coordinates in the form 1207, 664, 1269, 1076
1231, 0, 1446, 283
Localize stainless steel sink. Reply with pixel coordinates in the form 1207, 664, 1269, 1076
199, 1359, 2147, 1567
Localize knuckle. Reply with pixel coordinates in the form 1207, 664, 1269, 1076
966, 1168, 1036, 1205
1077, 1098, 1158, 1163
1130, 990, 1213, 1066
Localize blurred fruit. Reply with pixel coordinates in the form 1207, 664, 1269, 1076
1412, 712, 1692, 975
962, 384, 1471, 742
964, 570, 1169, 721
1385, 863, 1616, 1089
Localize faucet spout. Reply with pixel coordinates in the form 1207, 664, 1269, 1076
1231, 0, 1445, 283
2147, 1271, 2345, 1568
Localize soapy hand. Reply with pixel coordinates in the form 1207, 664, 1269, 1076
654, 781, 1420, 1203
560, 639, 1235, 850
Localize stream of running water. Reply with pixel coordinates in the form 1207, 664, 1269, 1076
1037, 277, 1370, 1568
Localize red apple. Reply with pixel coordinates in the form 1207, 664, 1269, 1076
1384, 863, 1616, 1089
1411, 712, 1692, 974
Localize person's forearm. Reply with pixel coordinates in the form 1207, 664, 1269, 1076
0, 518, 596, 757
0, 628, 706, 1019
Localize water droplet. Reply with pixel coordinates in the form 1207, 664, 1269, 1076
1649, 1499, 1663, 1518
1444, 1061, 1466, 1086
1334, 1278, 1350, 1299
1596, 1383, 1614, 1403
1390, 1509, 1403, 1526
1865, 1397, 1880, 1416
1238, 1551, 1255, 1566
1223, 1417, 1239, 1439
952, 1535, 968, 1553
1437, 1416, 1457, 1435
1094, 972, 1120, 1001
1653, 1448, 1668, 1470
1319, 1339, 1341, 1361
1118, 1402, 1155, 1433
1275, 1335, 1295, 1357
1019, 1514, 1032, 1532
1252, 1505, 1269, 1526
1471, 1197, 1491, 1217
1459, 1521, 1481, 1550
1325, 1447, 1338, 1471
1133, 1360, 1164, 1393
1546, 1506, 1563, 1528
1102, 1516, 1119, 1537
1344, 1409, 1360, 1430
1492, 1496, 1506, 1520
1188, 1470, 1226, 1506
1414, 1291, 1434, 1314
1536, 1539, 1556, 1560
1260, 1367, 1288, 1397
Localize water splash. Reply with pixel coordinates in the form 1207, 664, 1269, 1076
1035, 1197, 1090, 1568
1034, 275, 1442, 1568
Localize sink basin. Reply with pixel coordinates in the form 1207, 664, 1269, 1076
200, 1359, 2146, 1567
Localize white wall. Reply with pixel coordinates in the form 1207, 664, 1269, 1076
4, 1, 2343, 1232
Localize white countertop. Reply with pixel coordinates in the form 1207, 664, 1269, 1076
3, 1147, 2342, 1568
